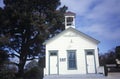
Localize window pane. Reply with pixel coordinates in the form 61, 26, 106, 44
67, 17, 73, 26
86, 51, 93, 55
50, 52, 57, 56
67, 17, 73, 22
68, 51, 76, 69
68, 52, 75, 59
69, 60, 76, 69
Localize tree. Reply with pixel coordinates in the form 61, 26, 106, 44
25, 60, 38, 71
115, 46, 120, 60
99, 49, 116, 65
105, 51, 116, 64
115, 46, 120, 67
0, 50, 9, 70
0, 33, 10, 70
0, 0, 67, 78
24, 66, 43, 79
24, 59, 44, 79
38, 56, 45, 68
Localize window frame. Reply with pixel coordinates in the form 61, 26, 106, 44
67, 50, 77, 70
50, 52, 57, 56
66, 17, 74, 26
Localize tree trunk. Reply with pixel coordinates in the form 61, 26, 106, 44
18, 64, 24, 77
17, 54, 27, 78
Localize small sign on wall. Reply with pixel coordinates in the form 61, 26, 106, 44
60, 58, 66, 62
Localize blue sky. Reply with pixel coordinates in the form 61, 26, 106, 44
61, 0, 120, 53
0, 0, 4, 7
0, 0, 120, 53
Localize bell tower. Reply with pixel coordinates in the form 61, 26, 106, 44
64, 11, 76, 29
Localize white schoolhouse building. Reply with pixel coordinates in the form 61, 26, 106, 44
43, 12, 100, 77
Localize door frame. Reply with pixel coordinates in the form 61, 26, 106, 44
49, 50, 59, 75
85, 49, 96, 74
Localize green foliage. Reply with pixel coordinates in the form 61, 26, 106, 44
99, 50, 116, 65
0, 0, 67, 77
0, 50, 9, 68
38, 57, 45, 68
0, 70, 15, 79
0, 35, 10, 45
105, 51, 116, 64
0, 50, 16, 79
16, 78, 23, 79
24, 67, 43, 79
115, 46, 120, 60
25, 60, 38, 71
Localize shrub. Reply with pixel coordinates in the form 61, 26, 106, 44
0, 70, 15, 79
24, 66, 43, 79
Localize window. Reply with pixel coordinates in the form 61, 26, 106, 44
86, 51, 94, 55
50, 51, 57, 56
67, 17, 73, 26
86, 50, 94, 55
67, 50, 77, 69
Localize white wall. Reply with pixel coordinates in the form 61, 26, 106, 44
44, 30, 99, 75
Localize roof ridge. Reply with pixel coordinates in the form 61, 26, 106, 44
64, 11, 76, 16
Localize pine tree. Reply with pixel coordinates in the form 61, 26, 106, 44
0, 0, 67, 77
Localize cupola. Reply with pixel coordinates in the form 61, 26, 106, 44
64, 11, 76, 29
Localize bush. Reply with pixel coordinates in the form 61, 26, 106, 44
0, 70, 15, 79
24, 66, 43, 79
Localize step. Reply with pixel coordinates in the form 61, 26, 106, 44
43, 74, 105, 79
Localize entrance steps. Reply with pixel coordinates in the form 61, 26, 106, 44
43, 74, 105, 79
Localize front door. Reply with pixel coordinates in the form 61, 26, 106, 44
49, 51, 58, 75
86, 50, 96, 73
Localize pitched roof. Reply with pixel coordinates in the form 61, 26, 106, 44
43, 27, 100, 45
64, 11, 76, 16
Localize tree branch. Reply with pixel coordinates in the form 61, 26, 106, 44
9, 53, 20, 58
8, 61, 19, 66
10, 47, 19, 54
26, 57, 38, 61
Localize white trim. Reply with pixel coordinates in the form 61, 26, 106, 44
85, 49, 96, 74
49, 50, 59, 75
67, 50, 77, 70
43, 27, 100, 45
